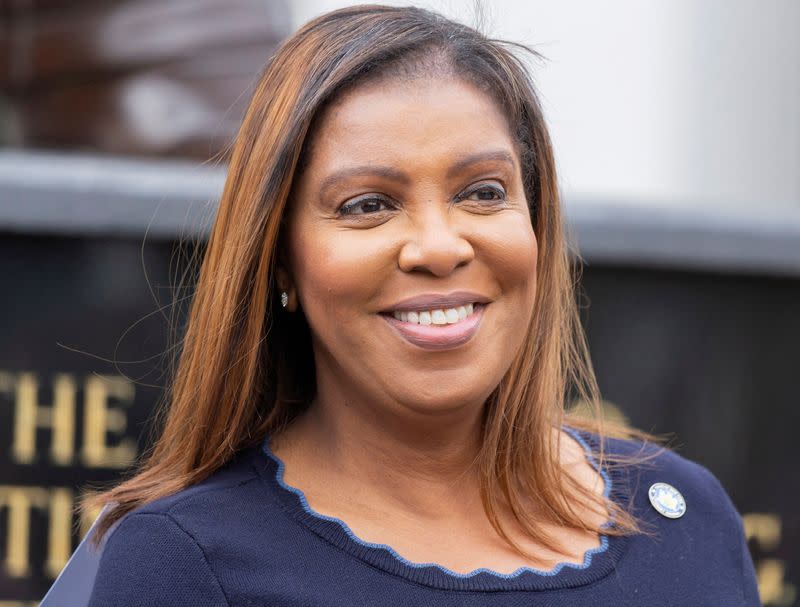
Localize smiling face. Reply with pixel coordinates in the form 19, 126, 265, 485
280, 76, 538, 421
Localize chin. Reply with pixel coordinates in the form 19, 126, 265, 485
391, 379, 494, 416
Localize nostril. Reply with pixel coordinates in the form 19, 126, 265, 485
396, 229, 474, 275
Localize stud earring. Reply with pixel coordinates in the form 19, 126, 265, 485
280, 291, 289, 308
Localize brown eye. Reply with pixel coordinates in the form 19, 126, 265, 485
338, 196, 393, 216
457, 184, 506, 204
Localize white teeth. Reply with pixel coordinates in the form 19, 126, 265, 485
391, 304, 479, 325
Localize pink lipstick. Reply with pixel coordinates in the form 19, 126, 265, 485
380, 303, 486, 350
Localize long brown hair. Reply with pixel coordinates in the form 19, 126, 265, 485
82, 4, 650, 553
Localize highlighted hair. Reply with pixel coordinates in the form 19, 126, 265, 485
82, 4, 652, 555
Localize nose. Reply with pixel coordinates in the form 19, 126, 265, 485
397, 205, 475, 276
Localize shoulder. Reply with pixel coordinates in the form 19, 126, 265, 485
89, 445, 276, 607
89, 511, 231, 607
566, 427, 743, 528
131, 445, 264, 519
588, 432, 760, 603
104, 445, 281, 546
598, 433, 740, 522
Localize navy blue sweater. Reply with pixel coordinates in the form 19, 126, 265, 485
87, 431, 760, 606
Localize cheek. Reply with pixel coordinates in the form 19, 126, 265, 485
477, 215, 538, 293
289, 219, 389, 321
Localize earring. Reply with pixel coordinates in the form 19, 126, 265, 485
280, 291, 289, 308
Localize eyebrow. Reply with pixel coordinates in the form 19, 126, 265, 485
318, 166, 410, 199
317, 149, 517, 198
445, 150, 517, 179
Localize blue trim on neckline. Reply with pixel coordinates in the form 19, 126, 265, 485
260, 426, 612, 581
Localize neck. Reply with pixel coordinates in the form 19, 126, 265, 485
272, 388, 487, 519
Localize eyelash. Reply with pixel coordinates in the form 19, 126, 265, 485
337, 184, 507, 216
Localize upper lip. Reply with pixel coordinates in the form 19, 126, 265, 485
381, 291, 492, 313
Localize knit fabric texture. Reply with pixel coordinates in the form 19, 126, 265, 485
87, 430, 761, 606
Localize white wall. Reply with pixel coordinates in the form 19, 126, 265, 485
288, 0, 800, 210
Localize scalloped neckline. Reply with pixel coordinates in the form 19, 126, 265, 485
257, 427, 629, 592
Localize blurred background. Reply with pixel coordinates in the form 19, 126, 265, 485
0, 0, 798, 604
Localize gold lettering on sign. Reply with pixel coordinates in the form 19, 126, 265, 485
45, 488, 73, 579
81, 375, 137, 469
742, 512, 796, 606
756, 560, 797, 607
743, 512, 781, 551
0, 486, 49, 578
0, 370, 142, 601
11, 374, 76, 465
0, 485, 111, 584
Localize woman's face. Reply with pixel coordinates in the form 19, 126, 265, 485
283, 76, 538, 420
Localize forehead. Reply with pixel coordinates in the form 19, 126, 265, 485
304, 76, 519, 173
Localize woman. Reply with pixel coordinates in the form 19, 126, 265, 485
84, 5, 760, 606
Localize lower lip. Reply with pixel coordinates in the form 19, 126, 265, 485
380, 304, 486, 351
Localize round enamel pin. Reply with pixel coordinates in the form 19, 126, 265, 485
648, 482, 687, 519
